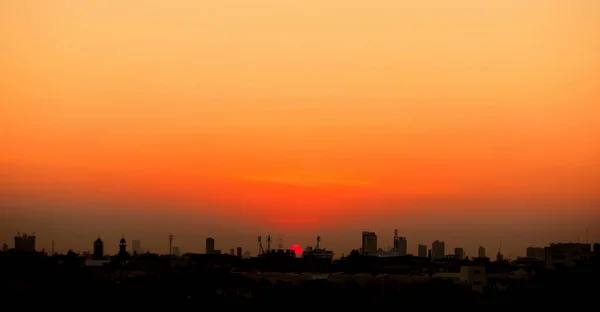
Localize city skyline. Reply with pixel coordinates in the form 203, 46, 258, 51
5, 227, 598, 260
2, 1, 599, 260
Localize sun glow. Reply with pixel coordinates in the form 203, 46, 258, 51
290, 244, 303, 256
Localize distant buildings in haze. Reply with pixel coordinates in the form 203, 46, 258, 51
14, 232, 35, 252
361, 231, 377, 255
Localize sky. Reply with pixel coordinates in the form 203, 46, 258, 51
1, 0, 599, 258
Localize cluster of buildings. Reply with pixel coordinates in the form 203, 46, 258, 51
205, 237, 246, 258
359, 230, 599, 270
4, 231, 599, 271
360, 230, 475, 260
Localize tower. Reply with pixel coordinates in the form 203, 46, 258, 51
169, 233, 173, 256
93, 236, 104, 260
117, 236, 131, 262
119, 237, 127, 254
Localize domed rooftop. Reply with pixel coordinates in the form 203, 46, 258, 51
120, 237, 126, 244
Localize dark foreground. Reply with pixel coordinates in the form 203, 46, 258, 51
1, 252, 598, 306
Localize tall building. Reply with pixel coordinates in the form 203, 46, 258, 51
397, 237, 408, 256
418, 244, 427, 257
93, 237, 104, 260
455, 247, 465, 260
361, 231, 377, 255
478, 246, 486, 258
2, 243, 8, 251
431, 240, 445, 260
206, 237, 215, 254
14, 233, 36, 252
132, 240, 143, 255
236, 247, 243, 258
496, 250, 504, 262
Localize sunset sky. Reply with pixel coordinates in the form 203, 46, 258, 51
1, 0, 599, 258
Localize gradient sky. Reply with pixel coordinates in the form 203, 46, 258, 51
1, 0, 599, 258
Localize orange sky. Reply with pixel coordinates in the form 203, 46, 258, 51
1, 0, 599, 257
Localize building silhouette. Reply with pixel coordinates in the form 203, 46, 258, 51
393, 232, 408, 256
496, 250, 504, 262
455, 247, 465, 260
14, 232, 35, 252
526, 246, 545, 260
418, 244, 427, 257
118, 237, 131, 261
432, 240, 445, 260
237, 247, 242, 258
478, 245, 486, 258
361, 231, 377, 255
206, 237, 215, 254
172, 246, 181, 257
545, 243, 593, 269
93, 237, 104, 260
132, 240, 143, 255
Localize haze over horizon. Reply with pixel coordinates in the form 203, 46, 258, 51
1, 0, 599, 258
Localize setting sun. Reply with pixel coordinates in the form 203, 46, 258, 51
290, 244, 303, 256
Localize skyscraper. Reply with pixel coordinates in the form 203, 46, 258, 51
478, 245, 486, 258
361, 231, 377, 255
206, 237, 215, 254
455, 247, 465, 260
418, 244, 427, 257
431, 240, 445, 260
397, 237, 408, 256
93, 237, 104, 260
